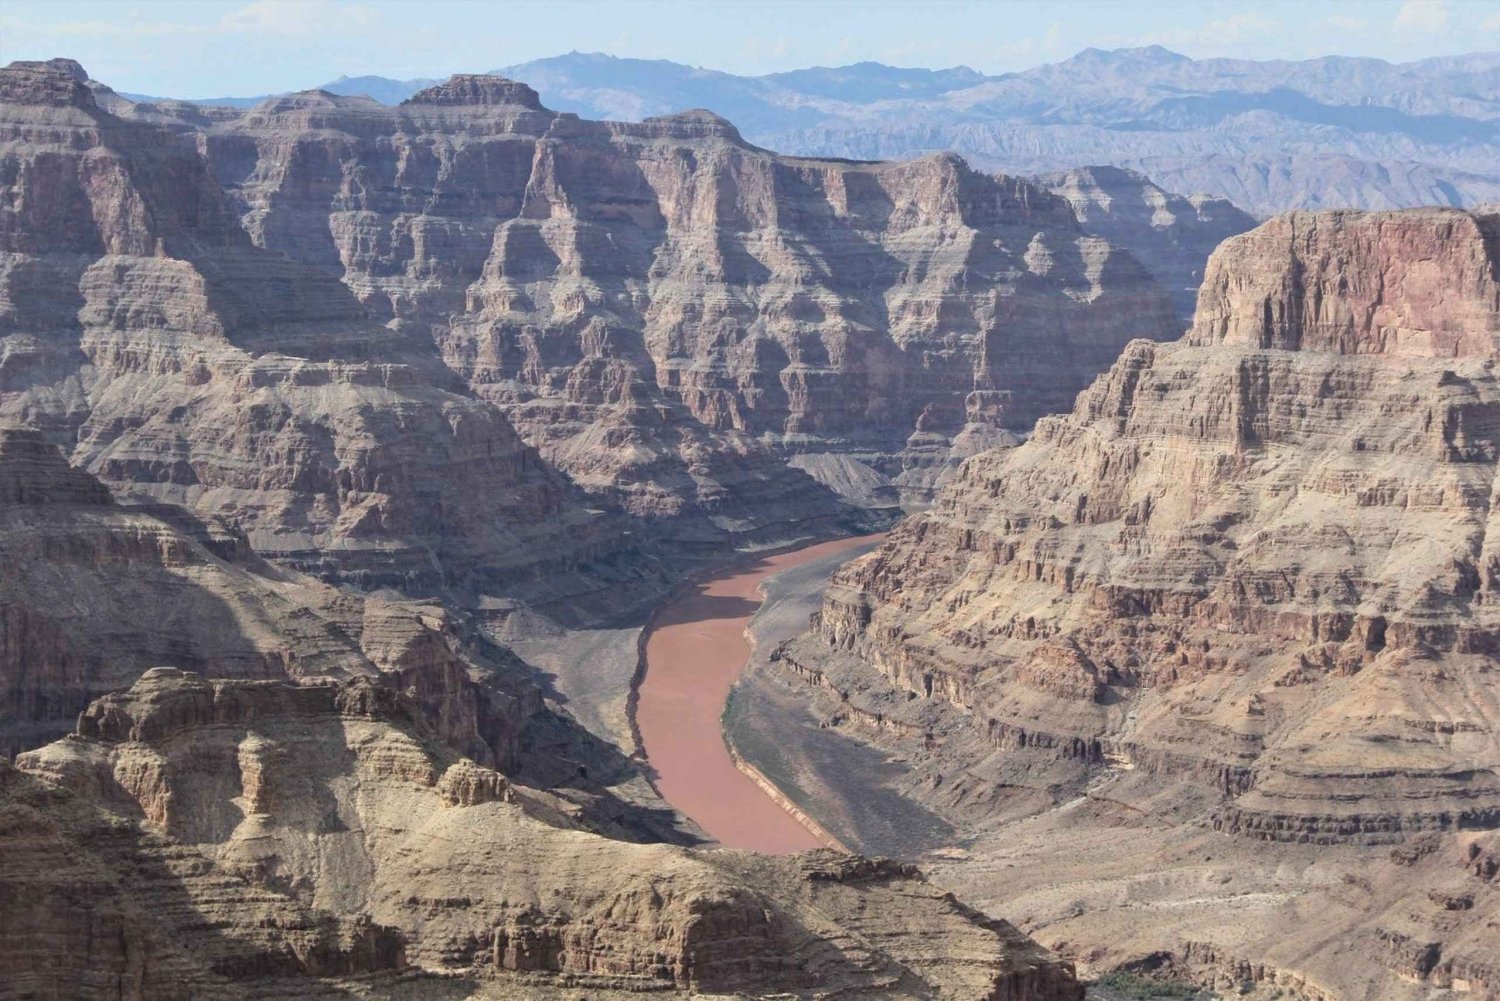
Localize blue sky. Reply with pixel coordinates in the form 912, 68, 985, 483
3, 0, 1498, 98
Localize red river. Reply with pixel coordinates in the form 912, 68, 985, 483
635, 534, 881, 854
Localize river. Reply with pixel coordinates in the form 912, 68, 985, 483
634, 534, 884, 854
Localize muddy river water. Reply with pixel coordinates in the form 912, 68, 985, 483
635, 534, 883, 854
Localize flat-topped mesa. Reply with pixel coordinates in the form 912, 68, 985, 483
1188, 208, 1500, 357
402, 73, 547, 109
633, 108, 744, 141
0, 58, 96, 108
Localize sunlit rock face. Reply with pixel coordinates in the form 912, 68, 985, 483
197, 74, 1177, 508
0, 60, 638, 598
798, 206, 1500, 997
822, 206, 1500, 842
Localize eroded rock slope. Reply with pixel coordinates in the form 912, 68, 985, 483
193, 74, 1176, 508
0, 414, 1084, 1000
781, 207, 1500, 998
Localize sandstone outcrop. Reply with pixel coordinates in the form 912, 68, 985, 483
787, 207, 1500, 997
4, 668, 1084, 999
1033, 166, 1256, 326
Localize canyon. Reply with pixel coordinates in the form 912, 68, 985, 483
0, 55, 1115, 1000
3, 44, 1499, 1001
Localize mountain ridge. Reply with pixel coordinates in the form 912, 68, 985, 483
108, 46, 1500, 214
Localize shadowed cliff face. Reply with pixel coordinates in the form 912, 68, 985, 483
1032, 165, 1257, 327
0, 424, 577, 775
790, 206, 1500, 997
190, 74, 1177, 510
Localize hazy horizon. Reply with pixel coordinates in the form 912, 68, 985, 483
3, 0, 1499, 101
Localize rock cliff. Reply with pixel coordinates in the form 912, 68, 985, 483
0, 423, 565, 780
1033, 166, 1256, 326
194, 73, 1176, 508
3, 667, 1084, 1000
789, 207, 1500, 997
0, 59, 633, 602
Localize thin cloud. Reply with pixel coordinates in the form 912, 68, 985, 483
8, 1, 379, 44
1323, 14, 1370, 33
221, 1, 379, 37
1106, 12, 1283, 53
1394, 0, 1448, 35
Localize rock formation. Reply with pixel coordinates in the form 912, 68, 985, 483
3, 55, 1181, 579
779, 207, 1500, 997
188, 73, 1175, 509
1032, 166, 1256, 326
0, 422, 585, 789
1, 58, 651, 606
0, 418, 1084, 999
2, 665, 1084, 999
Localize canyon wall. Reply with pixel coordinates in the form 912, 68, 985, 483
4, 56, 1182, 585
794, 206, 1500, 997
0, 401, 1085, 999
193, 74, 1176, 509
1033, 166, 1256, 327
0, 58, 636, 602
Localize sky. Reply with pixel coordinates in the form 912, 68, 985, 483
2, 0, 1498, 99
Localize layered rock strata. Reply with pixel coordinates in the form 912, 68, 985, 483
793, 207, 1500, 997
1033, 166, 1256, 326
0, 396, 1082, 999
0, 59, 630, 599
0, 423, 560, 778
3, 668, 1084, 1000
193, 74, 1176, 509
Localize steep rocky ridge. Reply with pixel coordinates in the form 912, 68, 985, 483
2, 666, 1085, 1000
190, 73, 1176, 509
763, 207, 1500, 997
1032, 166, 1256, 327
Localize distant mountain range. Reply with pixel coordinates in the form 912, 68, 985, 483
122, 47, 1500, 215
